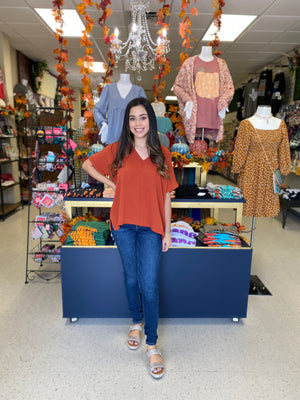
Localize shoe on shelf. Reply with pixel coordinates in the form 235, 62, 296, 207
127, 324, 142, 350
147, 348, 165, 379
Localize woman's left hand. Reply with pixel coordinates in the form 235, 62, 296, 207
162, 235, 172, 252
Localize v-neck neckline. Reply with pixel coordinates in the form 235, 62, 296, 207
133, 147, 149, 161
116, 83, 133, 100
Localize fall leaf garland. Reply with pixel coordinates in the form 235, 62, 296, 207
208, 0, 225, 55
77, 0, 98, 148
152, 1, 171, 101
178, 0, 198, 66
75, 0, 115, 160
52, 0, 75, 117
97, 1, 115, 88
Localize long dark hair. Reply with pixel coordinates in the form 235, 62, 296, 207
110, 97, 169, 178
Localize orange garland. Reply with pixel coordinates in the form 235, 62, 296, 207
208, 0, 225, 55
178, 0, 198, 66
77, 0, 98, 148
96, 0, 115, 88
52, 0, 75, 119
152, 1, 171, 101
74, 1, 114, 160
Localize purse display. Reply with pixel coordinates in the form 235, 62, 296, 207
254, 127, 284, 195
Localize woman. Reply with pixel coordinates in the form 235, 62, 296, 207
82, 97, 178, 379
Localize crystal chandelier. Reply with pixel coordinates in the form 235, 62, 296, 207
110, 0, 170, 81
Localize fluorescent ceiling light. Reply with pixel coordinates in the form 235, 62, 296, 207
202, 14, 257, 42
85, 62, 106, 73
165, 96, 177, 101
35, 8, 85, 37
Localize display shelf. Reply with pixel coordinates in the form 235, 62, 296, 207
25, 107, 73, 283
61, 197, 251, 320
0, 124, 22, 220
0, 202, 22, 217
61, 245, 252, 319
1, 182, 20, 190
64, 197, 245, 224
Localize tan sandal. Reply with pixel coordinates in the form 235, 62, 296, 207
147, 348, 165, 379
127, 324, 142, 350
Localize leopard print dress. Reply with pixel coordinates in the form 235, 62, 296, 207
232, 119, 291, 217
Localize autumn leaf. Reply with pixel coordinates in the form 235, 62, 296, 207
179, 21, 188, 38
190, 7, 198, 16
157, 9, 164, 21
77, 4, 86, 14
163, 6, 170, 16
179, 10, 186, 19
212, 0, 219, 9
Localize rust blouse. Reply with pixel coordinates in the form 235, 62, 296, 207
89, 142, 178, 236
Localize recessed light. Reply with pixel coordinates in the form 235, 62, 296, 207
202, 14, 257, 42
35, 8, 86, 37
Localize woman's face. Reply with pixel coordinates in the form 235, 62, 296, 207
129, 105, 150, 140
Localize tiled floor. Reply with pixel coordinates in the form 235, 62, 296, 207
0, 198, 299, 400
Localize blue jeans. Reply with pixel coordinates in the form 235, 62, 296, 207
111, 224, 162, 345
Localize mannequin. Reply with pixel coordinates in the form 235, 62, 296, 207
199, 45, 214, 62
151, 100, 171, 148
232, 104, 291, 220
184, 46, 227, 121
248, 105, 281, 130
151, 99, 166, 117
173, 46, 234, 145
94, 74, 146, 144
99, 74, 133, 142
117, 73, 132, 99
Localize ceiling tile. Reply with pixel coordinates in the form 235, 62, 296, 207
0, 0, 27, 6
227, 42, 268, 52
0, 22, 23, 38
273, 32, 300, 44
0, 8, 39, 24
238, 31, 281, 43
289, 22, 300, 31
7, 23, 52, 38
220, 0, 275, 15
26, 0, 75, 7
266, 0, 300, 16
249, 16, 300, 32
260, 43, 297, 54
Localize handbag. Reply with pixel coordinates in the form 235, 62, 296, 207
254, 127, 283, 195
273, 169, 283, 195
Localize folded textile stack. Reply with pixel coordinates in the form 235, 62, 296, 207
199, 230, 241, 247
206, 183, 243, 199
65, 221, 110, 246
170, 221, 198, 247
282, 188, 300, 201
65, 187, 102, 198
175, 184, 211, 199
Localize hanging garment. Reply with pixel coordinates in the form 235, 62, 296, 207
294, 69, 300, 101
193, 56, 221, 133
93, 83, 146, 144
243, 80, 258, 118
173, 55, 234, 144
232, 119, 291, 217
271, 72, 285, 115
256, 69, 273, 106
